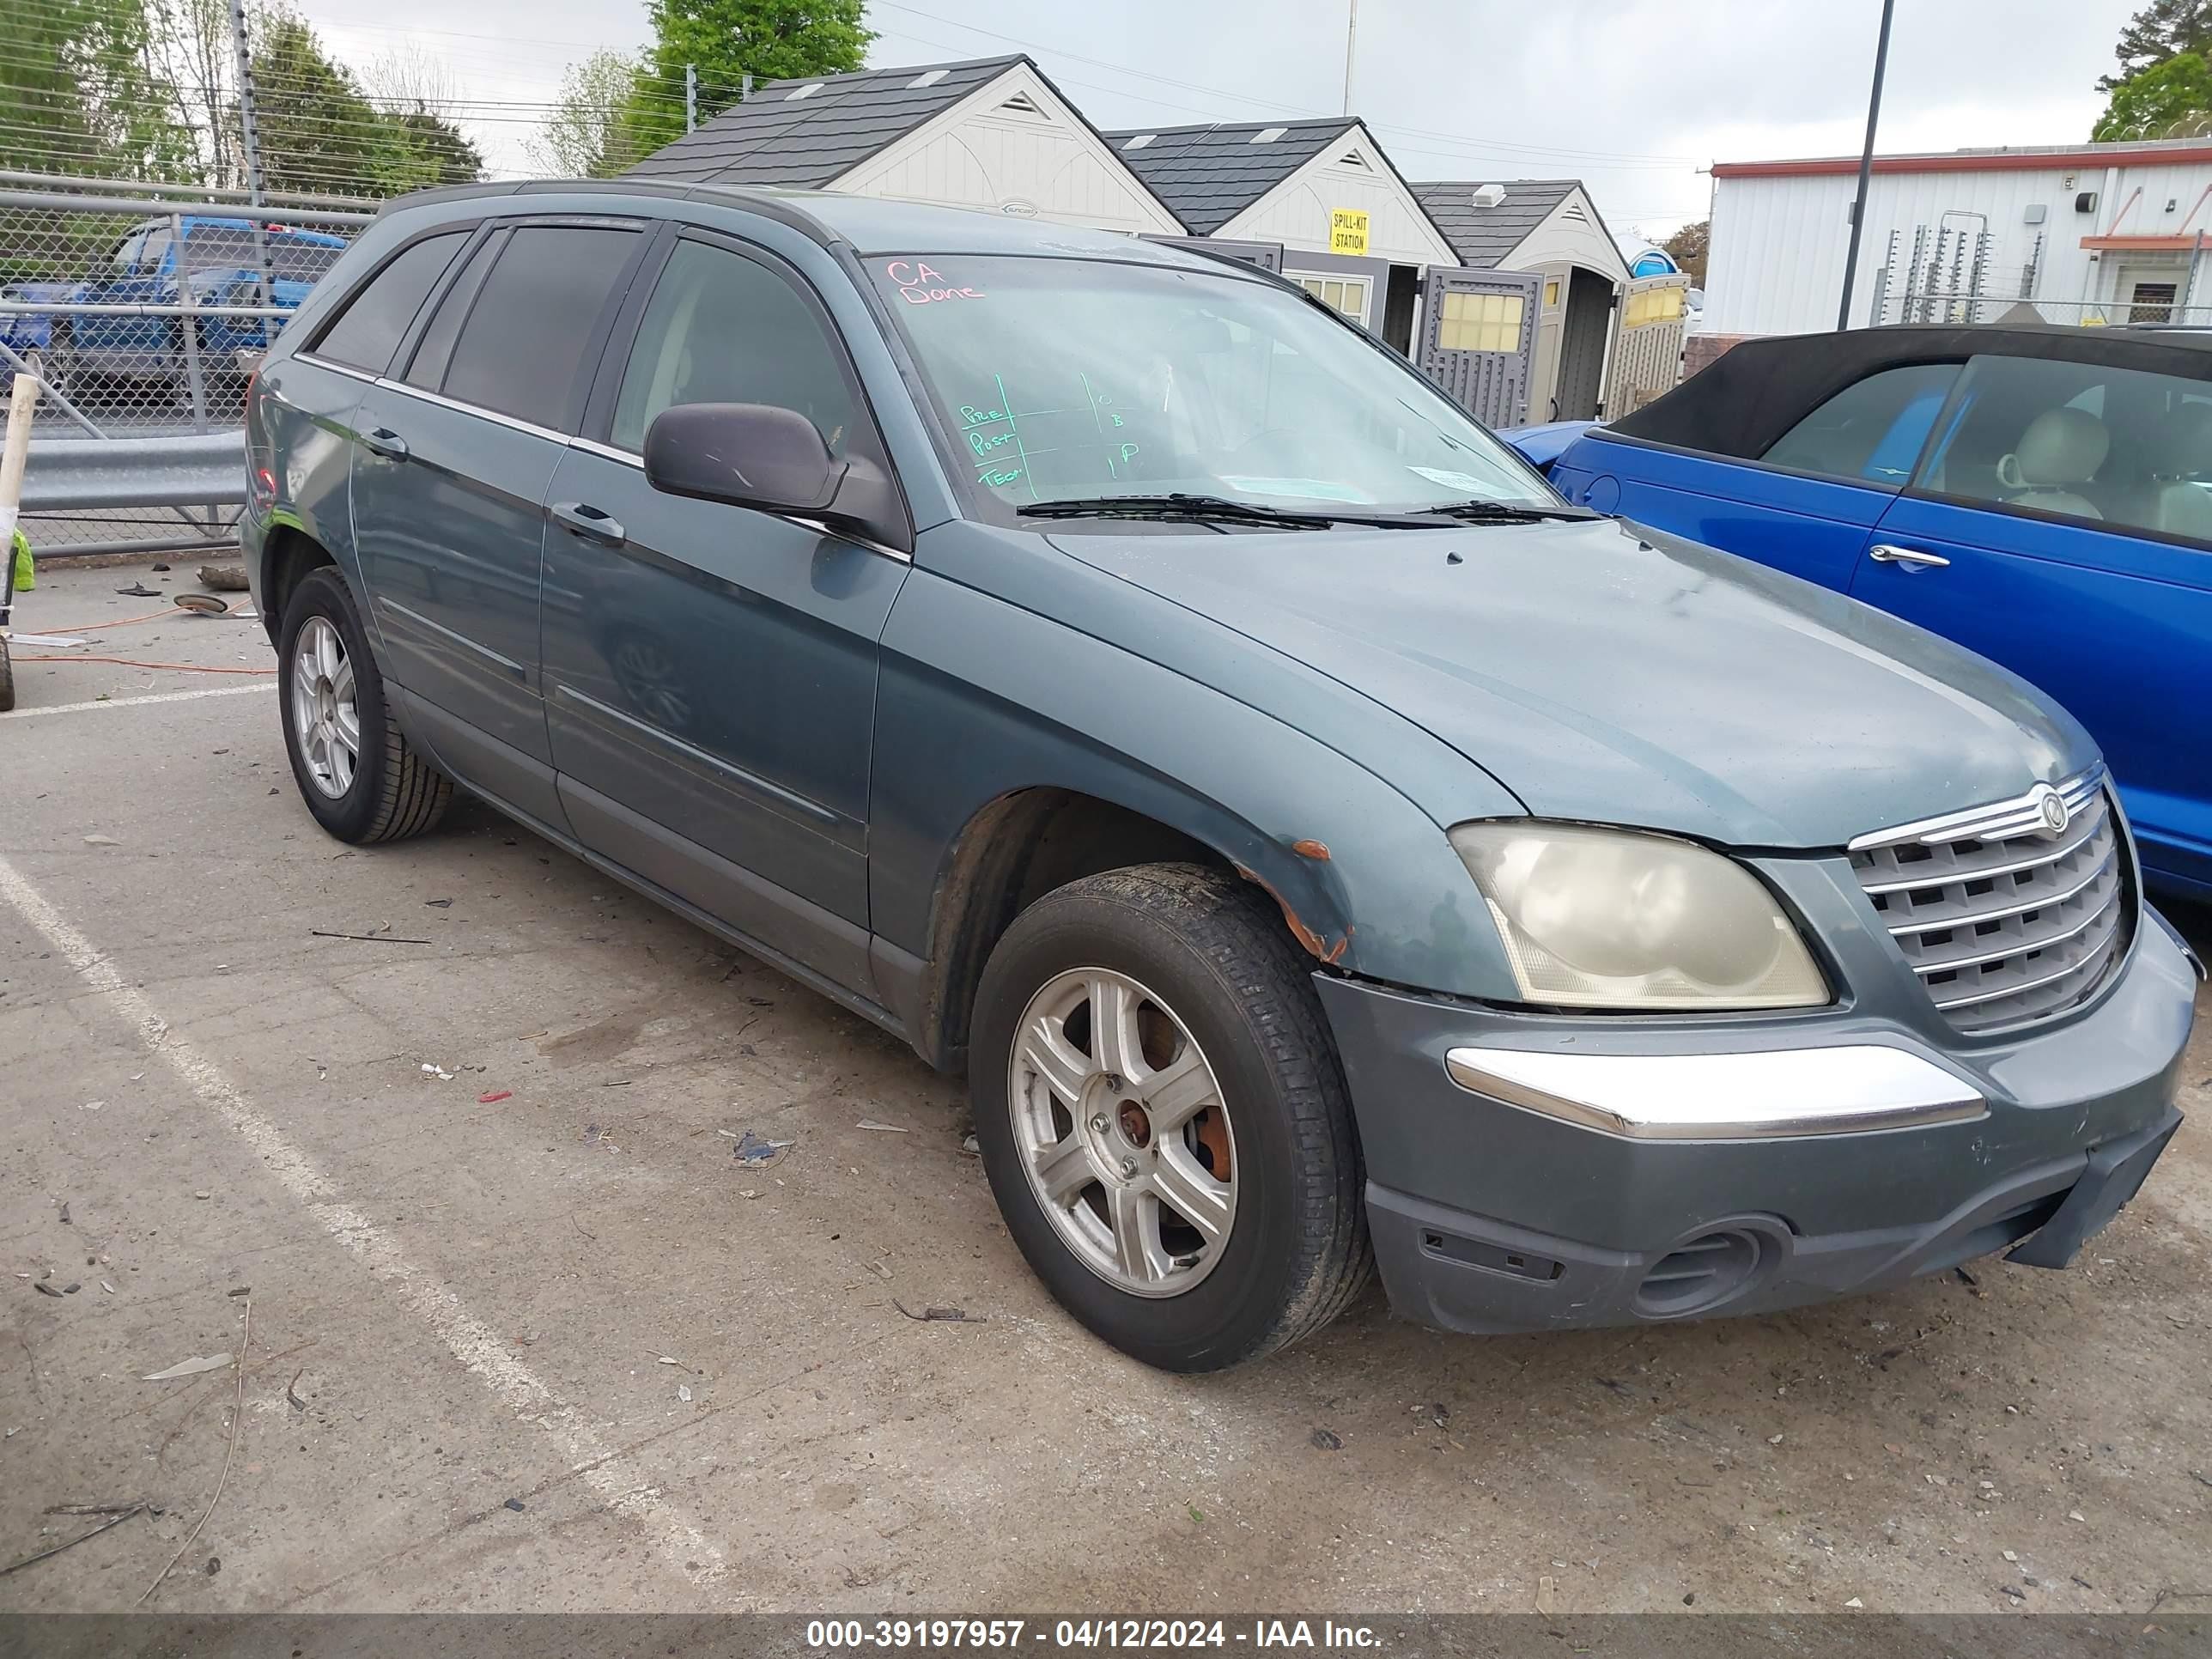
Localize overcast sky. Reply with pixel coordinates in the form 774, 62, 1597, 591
312, 0, 2135, 245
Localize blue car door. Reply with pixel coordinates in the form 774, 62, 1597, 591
1552, 362, 1959, 591
1853, 351, 2212, 898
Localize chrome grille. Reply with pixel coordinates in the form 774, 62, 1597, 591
1848, 768, 2132, 1034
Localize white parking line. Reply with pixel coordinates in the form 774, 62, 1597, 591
0, 681, 276, 720
0, 851, 729, 1593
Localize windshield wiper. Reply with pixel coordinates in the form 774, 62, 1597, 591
1428, 498, 1597, 524
1017, 493, 1443, 529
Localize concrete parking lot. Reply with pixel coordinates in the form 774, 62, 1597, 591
3, 559, 2209, 1617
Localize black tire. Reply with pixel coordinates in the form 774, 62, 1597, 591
0, 635, 14, 714
276, 564, 451, 843
969, 863, 1372, 1371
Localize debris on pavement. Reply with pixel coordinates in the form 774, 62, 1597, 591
1536, 1576, 1556, 1613
503, 1498, 525, 1513
678, 1383, 693, 1402
892, 1299, 983, 1323
137, 1304, 248, 1607
478, 1091, 512, 1103
314, 929, 431, 945
421, 1063, 456, 1081
32, 1282, 62, 1297
857, 1119, 908, 1133
197, 564, 250, 592
114, 582, 161, 597
733, 1132, 789, 1166
82, 834, 120, 847
288, 1371, 307, 1413
172, 592, 228, 615
141, 1353, 233, 1381
58, 1201, 69, 1224
961, 1133, 979, 1155
0, 1502, 149, 1577
1310, 1428, 1342, 1450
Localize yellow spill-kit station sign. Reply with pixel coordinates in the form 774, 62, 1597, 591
1329, 209, 1370, 256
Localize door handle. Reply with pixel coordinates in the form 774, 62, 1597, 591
550, 501, 625, 547
1869, 544, 1950, 568
362, 427, 408, 461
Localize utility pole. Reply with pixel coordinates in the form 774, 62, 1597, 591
1837, 0, 1897, 331
685, 64, 697, 132
226, 0, 276, 346
1341, 0, 1358, 115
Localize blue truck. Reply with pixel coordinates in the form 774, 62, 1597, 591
2, 215, 347, 408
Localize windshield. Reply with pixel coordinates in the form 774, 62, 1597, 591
868, 254, 1556, 522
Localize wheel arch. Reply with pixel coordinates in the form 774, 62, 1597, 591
257, 522, 336, 646
906, 784, 1350, 1074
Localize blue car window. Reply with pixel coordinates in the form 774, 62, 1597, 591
1916, 353, 2212, 544
1761, 362, 1960, 485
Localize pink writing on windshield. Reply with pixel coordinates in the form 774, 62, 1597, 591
884, 259, 987, 305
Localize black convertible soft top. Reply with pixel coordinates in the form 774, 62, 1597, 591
1611, 324, 2212, 459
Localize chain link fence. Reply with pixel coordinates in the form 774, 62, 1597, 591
3, 176, 372, 554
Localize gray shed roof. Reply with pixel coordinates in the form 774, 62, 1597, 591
628, 55, 1024, 189
1097, 118, 1361, 234
1412, 179, 1582, 268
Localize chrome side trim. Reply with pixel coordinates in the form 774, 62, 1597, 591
1849, 764, 2106, 852
1442, 1044, 1987, 1140
568, 436, 642, 468
371, 374, 571, 445
295, 352, 378, 386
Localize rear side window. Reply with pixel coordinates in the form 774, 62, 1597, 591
403, 229, 507, 392
314, 231, 467, 374
441, 226, 639, 428
1761, 363, 1959, 484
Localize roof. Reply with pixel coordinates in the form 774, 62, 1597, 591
375, 178, 1249, 266
626, 56, 1024, 189
1411, 179, 1579, 267
1610, 323, 2212, 460
1097, 118, 1358, 234
1714, 137, 2212, 180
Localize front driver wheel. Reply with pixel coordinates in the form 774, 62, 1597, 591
277, 565, 452, 843
969, 863, 1372, 1370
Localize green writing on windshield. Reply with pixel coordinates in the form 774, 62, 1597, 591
949, 369, 1153, 497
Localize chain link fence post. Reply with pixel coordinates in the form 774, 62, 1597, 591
228, 0, 278, 347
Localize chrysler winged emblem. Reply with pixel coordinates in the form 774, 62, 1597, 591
2031, 782, 2070, 836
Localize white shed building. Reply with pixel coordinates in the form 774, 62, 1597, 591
629, 55, 1185, 238
1707, 137, 2212, 337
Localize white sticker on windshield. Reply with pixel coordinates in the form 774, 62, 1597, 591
1407, 465, 1514, 497
1218, 477, 1376, 504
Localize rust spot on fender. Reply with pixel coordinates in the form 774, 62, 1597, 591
1290, 838, 1332, 861
1235, 864, 1352, 966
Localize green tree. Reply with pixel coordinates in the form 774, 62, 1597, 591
246, 9, 394, 194
0, 0, 191, 179
528, 50, 650, 179
379, 109, 484, 189
2093, 51, 2212, 139
2101, 0, 2212, 90
1660, 219, 1709, 286
625, 0, 873, 156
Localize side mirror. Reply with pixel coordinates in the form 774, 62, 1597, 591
643, 402, 845, 515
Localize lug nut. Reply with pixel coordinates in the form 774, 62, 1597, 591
1090, 1114, 1109, 1133
1119, 1156, 1139, 1178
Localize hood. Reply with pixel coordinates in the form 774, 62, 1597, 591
1049, 517, 2094, 849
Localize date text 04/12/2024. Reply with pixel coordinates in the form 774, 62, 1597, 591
803, 1621, 1383, 1650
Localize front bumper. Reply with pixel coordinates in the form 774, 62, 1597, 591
1316, 908, 2197, 1336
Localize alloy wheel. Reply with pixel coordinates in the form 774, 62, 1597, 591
1008, 967, 1237, 1297
291, 615, 360, 799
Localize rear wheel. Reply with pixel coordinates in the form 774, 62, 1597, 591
969, 863, 1371, 1371
277, 565, 451, 843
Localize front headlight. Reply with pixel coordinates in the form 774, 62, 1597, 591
1449, 821, 1830, 1011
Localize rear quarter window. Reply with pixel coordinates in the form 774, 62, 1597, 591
312, 230, 469, 374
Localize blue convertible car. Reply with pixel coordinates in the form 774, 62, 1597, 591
1508, 325, 2212, 901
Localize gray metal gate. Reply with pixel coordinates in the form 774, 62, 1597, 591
1418, 268, 1540, 427
1142, 236, 1284, 273
1601, 272, 1689, 415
